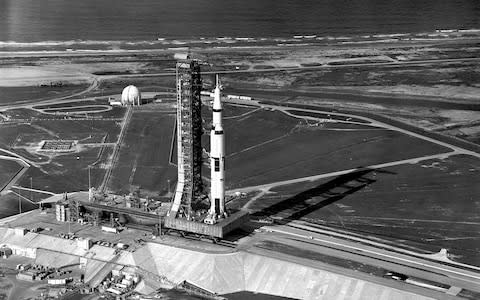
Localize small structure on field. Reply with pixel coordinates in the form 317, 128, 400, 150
0, 247, 12, 258
39, 140, 75, 152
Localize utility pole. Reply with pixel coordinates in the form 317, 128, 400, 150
30, 177, 33, 202
18, 192, 22, 214
88, 166, 91, 190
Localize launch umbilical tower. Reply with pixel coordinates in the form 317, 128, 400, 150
165, 59, 249, 236
170, 59, 204, 220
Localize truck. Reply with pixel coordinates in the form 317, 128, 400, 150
101, 226, 118, 234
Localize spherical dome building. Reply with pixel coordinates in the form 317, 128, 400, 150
121, 85, 141, 106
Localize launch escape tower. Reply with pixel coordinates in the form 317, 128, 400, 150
171, 59, 204, 220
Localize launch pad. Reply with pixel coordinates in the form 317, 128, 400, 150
165, 57, 248, 238
164, 210, 249, 238
43, 57, 248, 239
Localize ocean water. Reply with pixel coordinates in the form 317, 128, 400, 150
0, 0, 479, 43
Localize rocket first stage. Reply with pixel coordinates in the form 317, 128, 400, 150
205, 75, 226, 224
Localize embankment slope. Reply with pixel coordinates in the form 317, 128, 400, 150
0, 227, 434, 299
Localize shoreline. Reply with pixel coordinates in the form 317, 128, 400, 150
0, 29, 479, 56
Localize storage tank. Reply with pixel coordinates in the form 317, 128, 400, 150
121, 85, 141, 106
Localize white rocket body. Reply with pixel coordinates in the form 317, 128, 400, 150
206, 76, 226, 223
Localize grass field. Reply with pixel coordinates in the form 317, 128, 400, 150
1, 102, 477, 267
220, 108, 300, 155
33, 99, 106, 110
17, 147, 109, 193
3, 106, 124, 121
102, 104, 451, 197
0, 108, 51, 121
0, 118, 121, 147
226, 122, 449, 188
0, 160, 22, 191
286, 109, 370, 123
0, 192, 38, 218
107, 110, 177, 196
0, 124, 28, 148
43, 105, 111, 113
222, 104, 257, 118
0, 277, 12, 300
96, 76, 175, 98
247, 154, 480, 266
0, 84, 90, 106
10, 187, 54, 203
0, 119, 120, 171
0, 108, 121, 193
30, 119, 120, 142
0, 105, 454, 194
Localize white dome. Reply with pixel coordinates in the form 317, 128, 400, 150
121, 85, 141, 105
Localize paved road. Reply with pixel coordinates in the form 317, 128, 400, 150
99, 105, 133, 192
288, 220, 480, 270
0, 150, 30, 194
244, 235, 461, 300
10, 186, 55, 196
258, 223, 480, 293
39, 104, 112, 115
81, 143, 116, 147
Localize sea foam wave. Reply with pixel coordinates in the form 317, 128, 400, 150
0, 28, 478, 51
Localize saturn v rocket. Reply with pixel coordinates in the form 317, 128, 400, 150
205, 75, 226, 224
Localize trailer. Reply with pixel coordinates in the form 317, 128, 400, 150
101, 226, 118, 234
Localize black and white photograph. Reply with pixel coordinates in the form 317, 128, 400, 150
0, 1, 479, 299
